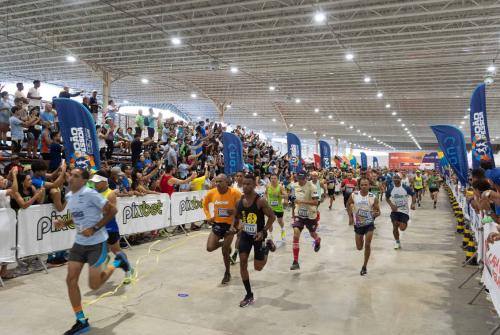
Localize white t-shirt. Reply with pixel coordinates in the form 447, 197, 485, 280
14, 90, 26, 100
28, 87, 41, 107
386, 184, 414, 215
0, 190, 11, 208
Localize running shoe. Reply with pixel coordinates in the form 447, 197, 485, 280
360, 266, 367, 276
123, 267, 135, 285
266, 239, 276, 252
314, 237, 321, 252
280, 229, 286, 240
290, 261, 300, 271
221, 272, 231, 285
239, 294, 255, 308
114, 253, 130, 272
64, 319, 90, 335
394, 242, 401, 250
433, 203, 437, 209
230, 251, 238, 265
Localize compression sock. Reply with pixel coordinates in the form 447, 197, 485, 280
243, 279, 252, 297
73, 305, 86, 322
293, 237, 300, 262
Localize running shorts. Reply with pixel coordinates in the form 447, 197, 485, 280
68, 242, 108, 267
273, 211, 284, 218
238, 231, 268, 261
354, 224, 375, 235
390, 212, 410, 224
429, 188, 439, 193
107, 232, 121, 245
212, 223, 231, 238
327, 189, 335, 197
292, 217, 318, 233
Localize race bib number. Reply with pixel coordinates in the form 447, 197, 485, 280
297, 207, 309, 218
355, 209, 372, 226
243, 224, 257, 235
394, 197, 407, 208
270, 200, 279, 207
218, 208, 230, 217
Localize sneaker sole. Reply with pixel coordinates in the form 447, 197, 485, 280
73, 326, 91, 335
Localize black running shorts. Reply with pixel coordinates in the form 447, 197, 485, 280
107, 232, 121, 245
354, 224, 375, 235
238, 231, 268, 261
429, 188, 439, 193
212, 223, 231, 239
273, 210, 284, 218
390, 212, 410, 224
68, 242, 108, 267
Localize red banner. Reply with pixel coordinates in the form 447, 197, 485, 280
389, 152, 425, 170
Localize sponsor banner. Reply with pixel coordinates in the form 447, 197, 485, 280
54, 98, 100, 171
116, 194, 170, 235
470, 83, 495, 169
431, 125, 469, 186
287, 132, 302, 173
319, 140, 331, 169
360, 152, 367, 169
373, 156, 379, 169
17, 204, 76, 258
170, 191, 207, 226
0, 208, 17, 262
483, 222, 500, 314
222, 132, 244, 175
389, 152, 425, 170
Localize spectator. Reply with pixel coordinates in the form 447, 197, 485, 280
3, 154, 24, 175
135, 109, 144, 137
48, 131, 64, 172
145, 108, 156, 139
131, 133, 153, 167
108, 166, 130, 196
165, 141, 178, 167
105, 100, 119, 125
159, 164, 196, 196
14, 83, 28, 104
82, 96, 91, 112
89, 90, 99, 121
27, 80, 42, 110
40, 102, 56, 130
26, 107, 41, 159
9, 105, 36, 154
156, 112, 163, 141
58, 86, 82, 99
10, 173, 45, 210
0, 91, 12, 147
40, 126, 53, 161
103, 118, 115, 160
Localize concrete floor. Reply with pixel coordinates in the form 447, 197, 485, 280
1, 191, 498, 335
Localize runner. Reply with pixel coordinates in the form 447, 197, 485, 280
427, 170, 441, 209
346, 177, 380, 275
90, 172, 134, 283
203, 174, 241, 284
341, 171, 357, 209
230, 171, 245, 264
386, 173, 416, 249
291, 171, 321, 270
326, 170, 336, 210
265, 174, 287, 241
412, 170, 424, 207
369, 171, 381, 201
54, 168, 129, 335
235, 174, 276, 307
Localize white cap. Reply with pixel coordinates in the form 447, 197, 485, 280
89, 175, 108, 183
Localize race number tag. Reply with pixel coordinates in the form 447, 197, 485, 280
298, 208, 309, 218
270, 200, 279, 207
243, 224, 257, 235
218, 208, 230, 217
394, 197, 407, 208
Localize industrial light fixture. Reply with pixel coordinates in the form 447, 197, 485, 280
66, 55, 77, 62
349, 125, 353, 129
226, 104, 232, 109
385, 104, 391, 108
377, 92, 383, 98
269, 85, 276, 91
397, 118, 402, 122
171, 37, 181, 46
190, 92, 197, 98
328, 115, 333, 119
314, 11, 326, 23
230, 66, 239, 74
141, 78, 149, 84
488, 64, 496, 72
295, 98, 301, 104
392, 112, 397, 116
253, 112, 258, 116
345, 52, 354, 61
289, 123, 294, 127
340, 121, 345, 125
314, 108, 320, 113
123, 100, 129, 104
364, 76, 371, 83
272, 118, 276, 122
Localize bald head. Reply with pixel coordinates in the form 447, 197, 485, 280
215, 174, 230, 193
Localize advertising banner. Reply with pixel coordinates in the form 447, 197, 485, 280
222, 132, 244, 176
483, 222, 500, 314
360, 152, 367, 169
0, 208, 17, 262
170, 191, 207, 226
389, 152, 425, 170
116, 194, 171, 235
54, 98, 100, 171
287, 132, 302, 173
373, 157, 379, 169
319, 140, 331, 169
470, 83, 495, 169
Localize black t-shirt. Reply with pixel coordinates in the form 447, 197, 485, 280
237, 195, 266, 235
131, 139, 142, 161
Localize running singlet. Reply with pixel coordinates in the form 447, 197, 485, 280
267, 184, 283, 213
352, 191, 376, 227
295, 181, 319, 220
100, 188, 119, 233
428, 176, 439, 189
313, 180, 323, 198
414, 176, 423, 190
203, 187, 241, 225
327, 177, 336, 189
342, 179, 357, 195
386, 184, 414, 215
238, 196, 265, 236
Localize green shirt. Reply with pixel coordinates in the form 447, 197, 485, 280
136, 114, 144, 128
267, 184, 284, 212
428, 176, 439, 189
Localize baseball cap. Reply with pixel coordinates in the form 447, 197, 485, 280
110, 166, 125, 176
486, 168, 500, 186
297, 171, 308, 178
89, 174, 108, 183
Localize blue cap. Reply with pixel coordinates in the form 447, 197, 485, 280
486, 168, 500, 186
297, 171, 308, 178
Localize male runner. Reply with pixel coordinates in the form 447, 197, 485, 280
347, 178, 380, 275
54, 168, 128, 335
230, 171, 245, 264
90, 172, 134, 282
235, 174, 276, 307
291, 171, 321, 270
326, 170, 337, 209
341, 171, 358, 209
427, 170, 441, 209
203, 174, 241, 284
265, 174, 287, 240
386, 174, 416, 249
412, 170, 424, 207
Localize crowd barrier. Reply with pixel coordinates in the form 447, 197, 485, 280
0, 191, 209, 261
445, 181, 500, 324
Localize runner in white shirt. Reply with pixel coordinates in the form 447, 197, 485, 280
346, 178, 380, 275
386, 174, 416, 249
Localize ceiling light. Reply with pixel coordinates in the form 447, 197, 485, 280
289, 123, 294, 127
467, 108, 471, 112
464, 115, 469, 119
488, 65, 496, 72
303, 128, 307, 131
397, 118, 402, 122
141, 78, 149, 84
197, 116, 201, 120
340, 121, 345, 125
349, 125, 353, 129
190, 92, 197, 98
322, 134, 326, 137
357, 129, 361, 133
362, 132, 366, 136
269, 85, 276, 91
252, 112, 257, 116
392, 112, 397, 116
226, 104, 231, 109
331, 136, 334, 139
272, 118, 276, 122
385, 104, 391, 108
401, 123, 406, 127
459, 125, 463, 129
314, 11, 326, 23
377, 92, 383, 98
171, 37, 181, 46
230, 66, 239, 74
328, 115, 333, 119
295, 98, 301, 104
314, 108, 320, 113
66, 55, 77, 62
345, 52, 354, 61
364, 76, 371, 83
460, 121, 465, 125
313, 131, 318, 135
404, 127, 408, 131
123, 100, 129, 104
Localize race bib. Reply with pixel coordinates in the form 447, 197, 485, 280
217, 208, 230, 217
270, 200, 279, 207
297, 207, 309, 218
394, 197, 407, 208
243, 224, 257, 235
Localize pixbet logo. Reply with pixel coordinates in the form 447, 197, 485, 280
122, 200, 163, 224
36, 210, 75, 240
179, 196, 203, 216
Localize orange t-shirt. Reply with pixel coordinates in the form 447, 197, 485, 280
203, 187, 241, 225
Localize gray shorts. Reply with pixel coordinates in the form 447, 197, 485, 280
68, 242, 108, 267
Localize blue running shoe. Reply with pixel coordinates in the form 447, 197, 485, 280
113, 253, 130, 273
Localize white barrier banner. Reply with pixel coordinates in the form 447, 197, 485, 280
17, 204, 75, 258
483, 222, 500, 315
0, 208, 17, 263
116, 194, 170, 235
170, 191, 207, 226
